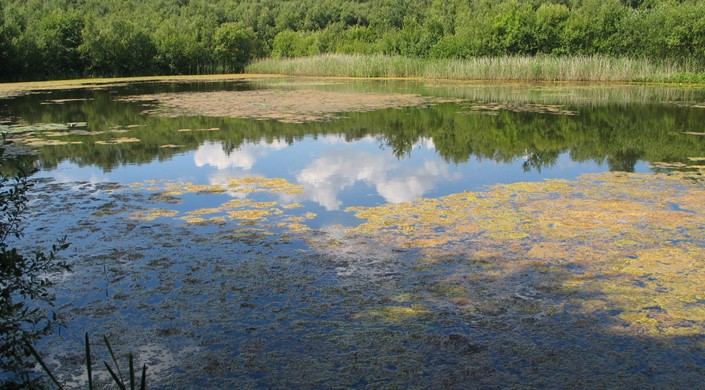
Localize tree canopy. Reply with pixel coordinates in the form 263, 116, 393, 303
2, 0, 705, 81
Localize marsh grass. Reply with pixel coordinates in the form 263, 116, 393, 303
247, 54, 702, 83
28, 333, 147, 389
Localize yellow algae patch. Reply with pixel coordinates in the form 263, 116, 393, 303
221, 199, 277, 210
248, 201, 278, 209
286, 223, 311, 233
118, 89, 460, 123
354, 305, 432, 322
43, 131, 72, 137
344, 171, 705, 335
228, 209, 273, 221
130, 209, 178, 222
179, 215, 226, 225
21, 139, 83, 146
138, 177, 304, 196
226, 177, 304, 195
95, 137, 140, 145
187, 208, 223, 216
466, 102, 578, 116
123, 176, 315, 232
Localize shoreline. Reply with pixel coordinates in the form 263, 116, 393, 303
1, 66, 704, 98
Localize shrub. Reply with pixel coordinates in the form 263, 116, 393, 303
0, 139, 70, 383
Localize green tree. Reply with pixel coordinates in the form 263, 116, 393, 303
271, 29, 320, 58
0, 7, 11, 80
80, 16, 157, 77
214, 22, 261, 73
533, 3, 570, 54
36, 9, 84, 78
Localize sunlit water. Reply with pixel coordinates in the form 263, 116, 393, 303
2, 78, 705, 388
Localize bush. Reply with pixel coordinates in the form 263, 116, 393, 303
0, 139, 70, 382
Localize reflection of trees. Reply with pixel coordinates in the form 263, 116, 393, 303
6, 86, 705, 173
522, 150, 559, 173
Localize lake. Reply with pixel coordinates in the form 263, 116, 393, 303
2, 77, 705, 388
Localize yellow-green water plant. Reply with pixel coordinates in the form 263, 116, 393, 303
344, 171, 705, 336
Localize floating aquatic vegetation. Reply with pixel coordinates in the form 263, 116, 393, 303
67, 130, 103, 136
179, 215, 227, 225
130, 208, 179, 221
95, 137, 141, 145
3, 122, 70, 134
43, 131, 72, 137
345, 171, 705, 335
215, 228, 274, 244
41, 98, 94, 104
227, 209, 273, 221
464, 102, 579, 116
126, 177, 311, 233
226, 177, 305, 195
353, 305, 432, 322
118, 90, 461, 123
284, 223, 311, 233
132, 177, 304, 197
19, 138, 83, 147
186, 208, 223, 216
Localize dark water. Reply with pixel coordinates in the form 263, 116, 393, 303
2, 78, 705, 388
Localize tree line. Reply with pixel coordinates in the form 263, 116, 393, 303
2, 0, 705, 81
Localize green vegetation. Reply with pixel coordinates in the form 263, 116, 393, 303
0, 139, 70, 384
247, 53, 689, 81
28, 333, 148, 389
3, 0, 705, 81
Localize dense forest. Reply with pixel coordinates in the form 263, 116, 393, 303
1, 0, 705, 81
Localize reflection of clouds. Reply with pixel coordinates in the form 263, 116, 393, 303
194, 139, 288, 171
319, 134, 377, 145
375, 160, 450, 203
296, 149, 455, 210
195, 139, 290, 198
194, 141, 256, 170
297, 151, 387, 210
52, 172, 111, 185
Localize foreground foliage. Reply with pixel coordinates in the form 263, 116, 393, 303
0, 140, 70, 382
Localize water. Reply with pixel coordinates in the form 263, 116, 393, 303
2, 78, 705, 388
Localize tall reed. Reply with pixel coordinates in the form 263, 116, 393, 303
247, 53, 695, 83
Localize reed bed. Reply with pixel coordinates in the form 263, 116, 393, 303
246, 53, 697, 83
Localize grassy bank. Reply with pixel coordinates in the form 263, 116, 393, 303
246, 54, 704, 83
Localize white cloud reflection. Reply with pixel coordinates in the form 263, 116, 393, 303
296, 147, 455, 210
193, 138, 455, 210
194, 139, 288, 171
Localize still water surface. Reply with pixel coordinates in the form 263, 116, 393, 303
2, 78, 705, 388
